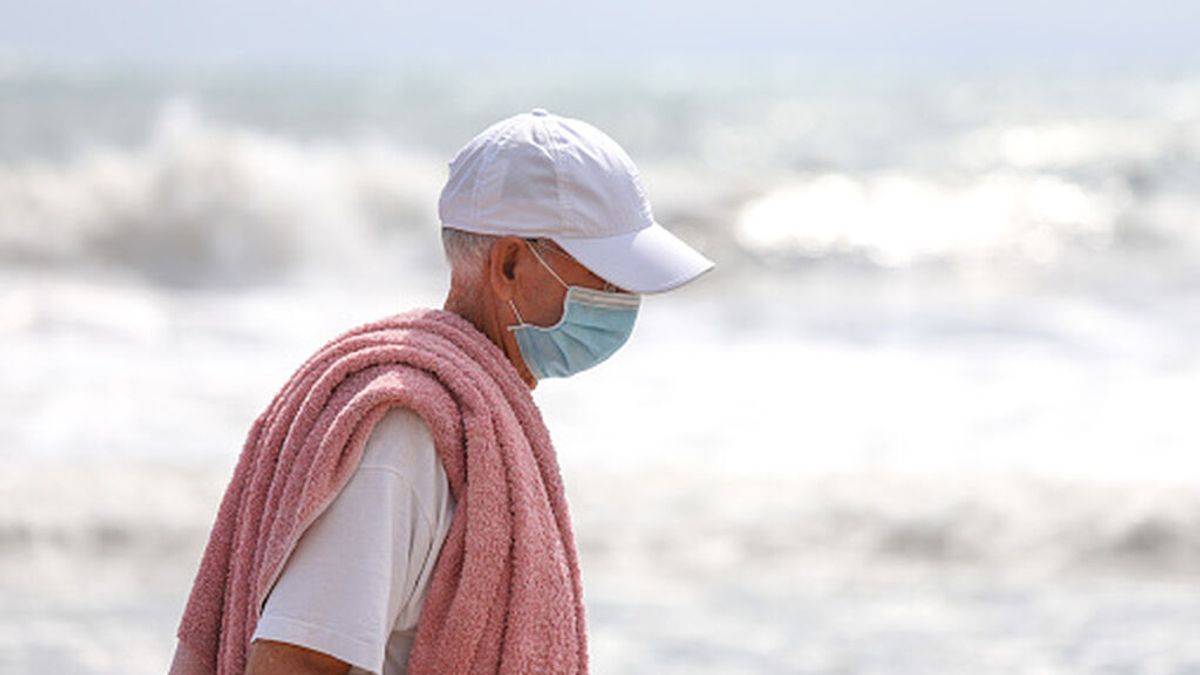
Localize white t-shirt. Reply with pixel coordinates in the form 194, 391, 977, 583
251, 407, 456, 675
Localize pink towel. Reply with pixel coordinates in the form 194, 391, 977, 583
174, 309, 587, 675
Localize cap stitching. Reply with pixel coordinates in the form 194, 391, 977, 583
537, 115, 573, 237
471, 118, 523, 229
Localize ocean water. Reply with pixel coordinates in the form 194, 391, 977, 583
2, 67, 1199, 674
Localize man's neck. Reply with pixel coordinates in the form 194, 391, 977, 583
443, 291, 537, 390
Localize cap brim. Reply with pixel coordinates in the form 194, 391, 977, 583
552, 223, 715, 294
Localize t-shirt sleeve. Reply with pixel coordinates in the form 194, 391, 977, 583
251, 407, 446, 675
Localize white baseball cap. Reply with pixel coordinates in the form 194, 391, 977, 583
438, 108, 714, 294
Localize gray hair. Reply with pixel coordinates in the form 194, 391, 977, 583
441, 227, 499, 289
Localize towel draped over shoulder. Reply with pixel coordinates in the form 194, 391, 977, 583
173, 309, 588, 675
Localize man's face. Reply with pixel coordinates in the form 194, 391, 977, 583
508, 239, 626, 328
484, 236, 632, 387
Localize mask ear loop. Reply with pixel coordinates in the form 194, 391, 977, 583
507, 242, 547, 331
511, 241, 575, 332
507, 299, 526, 330
525, 241, 569, 288
529, 240, 624, 294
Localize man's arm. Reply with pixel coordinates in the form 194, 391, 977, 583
244, 639, 350, 675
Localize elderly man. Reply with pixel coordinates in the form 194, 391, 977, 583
169, 108, 712, 675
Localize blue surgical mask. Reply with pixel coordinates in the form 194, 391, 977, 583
508, 244, 641, 379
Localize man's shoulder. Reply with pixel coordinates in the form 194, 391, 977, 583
359, 406, 439, 476
371, 406, 431, 439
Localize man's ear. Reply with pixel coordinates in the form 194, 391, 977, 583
488, 236, 525, 301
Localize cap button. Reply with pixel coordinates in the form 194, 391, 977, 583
530, 107, 549, 117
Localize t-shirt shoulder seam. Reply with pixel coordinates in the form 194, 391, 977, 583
352, 464, 445, 531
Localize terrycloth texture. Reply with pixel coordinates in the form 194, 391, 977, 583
174, 309, 587, 675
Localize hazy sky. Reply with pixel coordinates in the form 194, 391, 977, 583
1, 0, 1197, 72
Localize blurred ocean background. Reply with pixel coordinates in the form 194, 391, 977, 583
2, 3, 1200, 672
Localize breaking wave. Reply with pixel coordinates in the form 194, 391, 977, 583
2, 94, 1199, 288
5, 460, 1200, 579
0, 101, 446, 286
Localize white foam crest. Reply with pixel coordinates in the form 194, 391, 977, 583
959, 119, 1174, 170
4, 457, 1200, 579
0, 100, 445, 285
735, 171, 1132, 268
569, 466, 1200, 578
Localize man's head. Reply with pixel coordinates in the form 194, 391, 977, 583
439, 109, 713, 388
